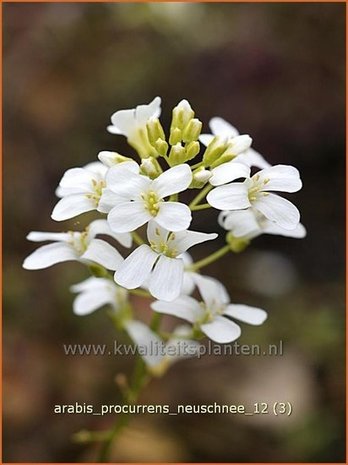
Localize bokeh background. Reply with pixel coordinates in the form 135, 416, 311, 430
3, 2, 345, 462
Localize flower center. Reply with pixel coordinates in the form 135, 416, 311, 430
199, 301, 225, 324
86, 179, 106, 205
69, 231, 89, 255
150, 231, 178, 258
142, 190, 161, 217
247, 175, 270, 202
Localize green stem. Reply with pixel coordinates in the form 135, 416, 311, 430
190, 203, 211, 211
132, 231, 144, 246
189, 245, 231, 272
189, 184, 212, 209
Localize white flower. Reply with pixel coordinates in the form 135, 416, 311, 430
125, 320, 200, 374
52, 162, 107, 221
70, 277, 128, 316
107, 97, 161, 157
99, 161, 193, 233
23, 219, 131, 270
219, 208, 307, 240
114, 221, 217, 301
207, 164, 302, 230
200, 116, 270, 169
151, 275, 267, 344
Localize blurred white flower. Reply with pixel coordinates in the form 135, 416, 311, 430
23, 219, 130, 270
52, 162, 107, 221
219, 208, 307, 239
99, 161, 192, 233
200, 116, 270, 169
207, 164, 302, 230
152, 274, 267, 344
107, 96, 161, 157
125, 320, 200, 375
70, 277, 128, 316
114, 221, 217, 301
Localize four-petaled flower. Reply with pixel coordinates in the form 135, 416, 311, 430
114, 221, 217, 301
107, 96, 161, 158
70, 277, 128, 316
207, 164, 302, 230
23, 219, 131, 270
152, 274, 267, 343
200, 116, 270, 170
99, 161, 193, 233
52, 162, 107, 221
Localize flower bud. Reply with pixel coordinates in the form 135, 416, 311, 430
190, 167, 212, 188
185, 141, 200, 161
168, 142, 186, 166
169, 127, 182, 145
155, 139, 168, 157
182, 118, 202, 143
171, 99, 195, 130
202, 136, 229, 166
140, 156, 162, 179
146, 117, 166, 145
98, 151, 132, 167
226, 232, 250, 253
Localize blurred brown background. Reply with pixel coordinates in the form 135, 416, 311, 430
3, 3, 345, 462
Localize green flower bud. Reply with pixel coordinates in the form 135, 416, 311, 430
171, 99, 195, 130
88, 263, 108, 277
146, 117, 166, 145
185, 141, 200, 161
169, 127, 182, 145
168, 142, 186, 166
226, 233, 250, 253
210, 152, 235, 169
182, 118, 202, 143
155, 139, 169, 157
202, 136, 229, 166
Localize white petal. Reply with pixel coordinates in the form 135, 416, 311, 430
81, 239, 123, 271
107, 201, 151, 233
26, 231, 71, 242
224, 304, 267, 325
172, 230, 218, 255
124, 320, 164, 367
155, 202, 192, 232
219, 209, 260, 237
51, 195, 96, 221
148, 256, 184, 301
73, 288, 115, 316
210, 162, 250, 186
98, 151, 119, 167
114, 245, 158, 289
193, 274, 230, 307
98, 188, 121, 214
23, 242, 77, 270
228, 135, 252, 155
253, 193, 300, 230
256, 164, 302, 193
135, 96, 161, 125
263, 221, 307, 239
151, 295, 204, 323
84, 161, 108, 179
110, 108, 136, 136
207, 183, 250, 211
70, 277, 112, 293
238, 148, 271, 169
58, 167, 95, 192
88, 219, 132, 248
199, 134, 215, 147
105, 163, 148, 199
209, 117, 239, 138
152, 164, 192, 198
201, 316, 241, 343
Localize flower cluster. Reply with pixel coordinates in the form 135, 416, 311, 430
23, 97, 305, 372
